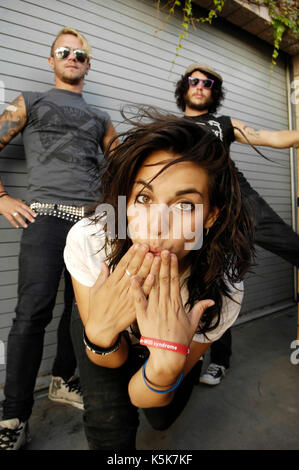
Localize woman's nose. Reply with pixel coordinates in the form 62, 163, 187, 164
148, 204, 170, 239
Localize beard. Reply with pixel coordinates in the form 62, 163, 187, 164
184, 93, 213, 112
54, 65, 86, 86
61, 74, 83, 85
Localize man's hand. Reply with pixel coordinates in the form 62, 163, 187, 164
0, 195, 36, 228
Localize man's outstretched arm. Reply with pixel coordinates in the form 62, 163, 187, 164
231, 118, 299, 149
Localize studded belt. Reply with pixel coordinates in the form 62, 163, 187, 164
30, 202, 85, 223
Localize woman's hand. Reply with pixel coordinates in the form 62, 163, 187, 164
130, 250, 214, 384
85, 243, 159, 348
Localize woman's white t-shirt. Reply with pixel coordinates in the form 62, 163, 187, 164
64, 217, 243, 344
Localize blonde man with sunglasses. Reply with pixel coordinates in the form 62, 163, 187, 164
0, 27, 118, 450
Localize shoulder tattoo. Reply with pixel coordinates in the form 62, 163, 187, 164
0, 95, 27, 150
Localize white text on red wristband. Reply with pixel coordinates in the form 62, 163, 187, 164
140, 336, 190, 356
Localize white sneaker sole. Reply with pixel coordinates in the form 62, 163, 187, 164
199, 375, 222, 385
48, 394, 84, 410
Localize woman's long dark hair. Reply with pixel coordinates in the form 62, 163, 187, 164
175, 69, 225, 113
92, 106, 254, 336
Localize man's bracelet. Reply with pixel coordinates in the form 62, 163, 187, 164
83, 328, 122, 356
140, 336, 190, 356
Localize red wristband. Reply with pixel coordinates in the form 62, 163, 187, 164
140, 336, 190, 356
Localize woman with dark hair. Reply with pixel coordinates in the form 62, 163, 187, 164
64, 108, 254, 450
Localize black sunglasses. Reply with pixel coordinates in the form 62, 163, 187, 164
54, 47, 88, 63
188, 77, 214, 89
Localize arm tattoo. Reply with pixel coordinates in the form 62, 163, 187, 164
0, 95, 27, 150
243, 125, 260, 138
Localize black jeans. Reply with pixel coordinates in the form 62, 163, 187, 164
239, 172, 299, 267
71, 305, 201, 450
208, 173, 299, 369
3, 216, 77, 422
210, 329, 231, 369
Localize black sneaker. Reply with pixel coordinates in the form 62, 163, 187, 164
200, 362, 228, 385
0, 418, 31, 450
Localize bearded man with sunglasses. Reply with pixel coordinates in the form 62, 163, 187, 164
175, 62, 299, 387
0, 27, 118, 450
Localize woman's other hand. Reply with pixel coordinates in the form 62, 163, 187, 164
85, 243, 157, 348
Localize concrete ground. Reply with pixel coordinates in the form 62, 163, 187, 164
23, 306, 299, 450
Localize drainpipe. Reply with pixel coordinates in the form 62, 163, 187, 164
289, 54, 299, 339
286, 61, 297, 302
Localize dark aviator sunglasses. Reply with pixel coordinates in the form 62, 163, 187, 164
54, 47, 88, 63
188, 77, 214, 89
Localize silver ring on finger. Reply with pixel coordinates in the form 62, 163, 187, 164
125, 269, 131, 277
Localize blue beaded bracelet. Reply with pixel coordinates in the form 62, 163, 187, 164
142, 358, 183, 394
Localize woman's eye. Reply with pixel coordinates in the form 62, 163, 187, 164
174, 201, 195, 212
135, 194, 151, 204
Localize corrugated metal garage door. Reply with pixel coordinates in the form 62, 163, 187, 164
0, 0, 294, 398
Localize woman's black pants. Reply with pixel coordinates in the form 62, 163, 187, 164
71, 305, 201, 450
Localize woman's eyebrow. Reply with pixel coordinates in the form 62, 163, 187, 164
175, 188, 204, 198
135, 180, 204, 198
135, 179, 153, 190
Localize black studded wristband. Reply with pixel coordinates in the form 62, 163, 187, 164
83, 328, 122, 356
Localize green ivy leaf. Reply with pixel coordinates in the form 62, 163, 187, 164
156, 0, 298, 69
